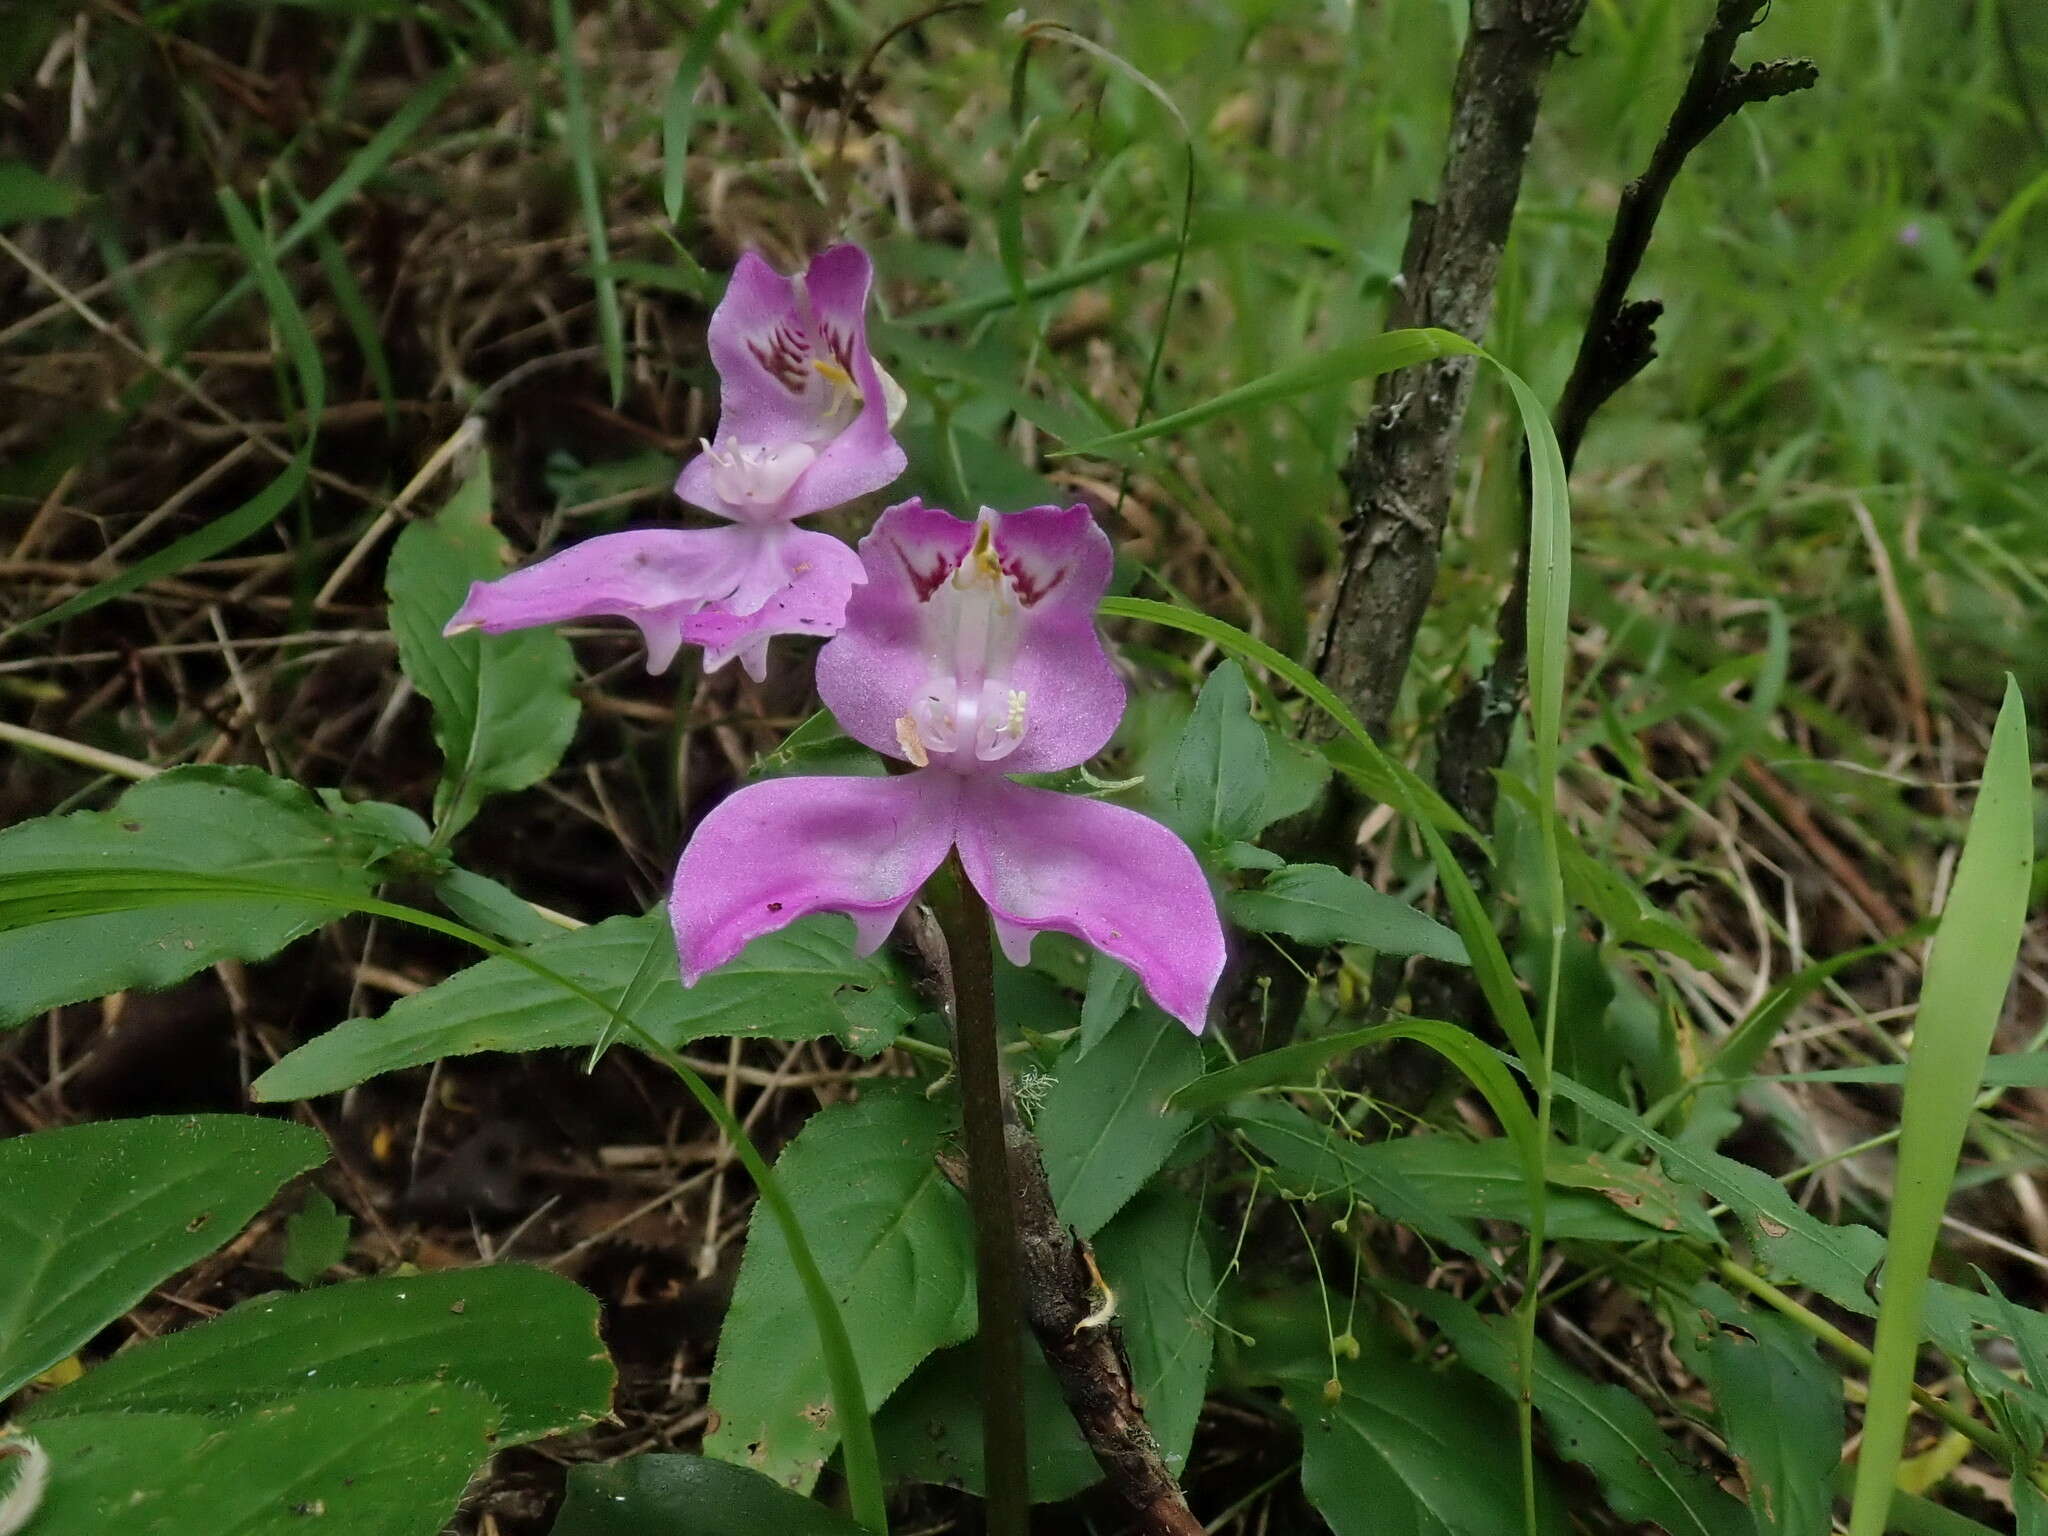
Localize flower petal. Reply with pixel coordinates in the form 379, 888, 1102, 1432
955, 778, 1223, 1033
443, 528, 761, 673
671, 771, 961, 983
815, 498, 979, 760
679, 526, 866, 681
675, 245, 905, 524
984, 503, 1122, 773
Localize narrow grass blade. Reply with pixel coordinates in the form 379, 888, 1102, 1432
662, 0, 745, 225
1848, 678, 2033, 1536
4, 189, 326, 641
553, 0, 624, 405
1054, 327, 1481, 461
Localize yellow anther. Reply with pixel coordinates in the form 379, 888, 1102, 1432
894, 715, 931, 768
809, 358, 862, 418
956, 519, 1005, 589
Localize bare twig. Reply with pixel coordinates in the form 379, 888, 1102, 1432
1433, 0, 1817, 840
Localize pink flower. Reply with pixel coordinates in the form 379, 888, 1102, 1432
670, 500, 1226, 1032
444, 245, 906, 680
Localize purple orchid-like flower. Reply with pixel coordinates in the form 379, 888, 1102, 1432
670, 499, 1226, 1032
444, 244, 907, 680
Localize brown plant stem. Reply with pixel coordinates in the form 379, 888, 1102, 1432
929, 857, 1030, 1536
917, 894, 1205, 1536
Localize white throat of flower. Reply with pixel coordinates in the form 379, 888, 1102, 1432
700, 438, 818, 509
896, 521, 1028, 770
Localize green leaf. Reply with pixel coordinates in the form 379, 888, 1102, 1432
279, 1190, 350, 1285
1227, 1099, 1487, 1263
1851, 678, 2033, 1536
31, 1266, 611, 1444
874, 1336, 1099, 1503
555, 1454, 868, 1535
431, 865, 567, 945
24, 1384, 498, 1536
1076, 950, 1139, 1057
0, 1115, 326, 1398
1036, 1006, 1202, 1238
0, 160, 83, 225
1549, 1070, 1886, 1315
389, 455, 580, 839
1281, 1334, 1568, 1536
1687, 1287, 1842, 1536
0, 767, 386, 1030
875, 1186, 1215, 1502
252, 911, 903, 1101
1394, 1283, 1751, 1536
1167, 659, 1271, 850
1338, 1137, 1709, 1243
705, 1090, 976, 1494
1227, 863, 1469, 964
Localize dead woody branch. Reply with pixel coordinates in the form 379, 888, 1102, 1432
1432, 0, 1817, 839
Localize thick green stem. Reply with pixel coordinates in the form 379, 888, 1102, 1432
932, 857, 1031, 1536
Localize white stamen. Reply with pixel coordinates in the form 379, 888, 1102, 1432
704, 438, 817, 508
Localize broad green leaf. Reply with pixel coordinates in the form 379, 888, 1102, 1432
24, 1384, 497, 1536
1037, 1006, 1202, 1238
389, 456, 580, 839
0, 1115, 325, 1399
1227, 1099, 1487, 1263
1227, 863, 1469, 964
1281, 1334, 1567, 1536
705, 1090, 976, 1494
279, 1190, 350, 1286
1549, 1070, 1886, 1315
1395, 1284, 1750, 1536
31, 1267, 612, 1444
1076, 951, 1139, 1057
252, 911, 908, 1101
1167, 660, 1271, 851
0, 160, 83, 224
1852, 679, 2033, 1536
0, 767, 385, 1028
874, 1187, 1215, 1501
874, 1336, 1099, 1502
431, 865, 566, 945
1687, 1287, 1842, 1536
555, 1454, 867, 1536
1335, 1137, 1709, 1243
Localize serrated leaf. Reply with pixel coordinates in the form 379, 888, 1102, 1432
1395, 1283, 1751, 1536
1076, 950, 1139, 1057
1282, 1334, 1568, 1536
1168, 660, 1271, 850
1037, 1006, 1202, 1238
24, 1384, 498, 1536
1227, 863, 1469, 963
280, 1190, 350, 1285
0, 767, 386, 1027
389, 456, 580, 838
705, 1090, 976, 1494
554, 1454, 867, 1535
0, 1115, 326, 1398
1688, 1286, 1842, 1536
431, 866, 568, 945
875, 1186, 1216, 1501
252, 911, 908, 1101
31, 1267, 611, 1444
